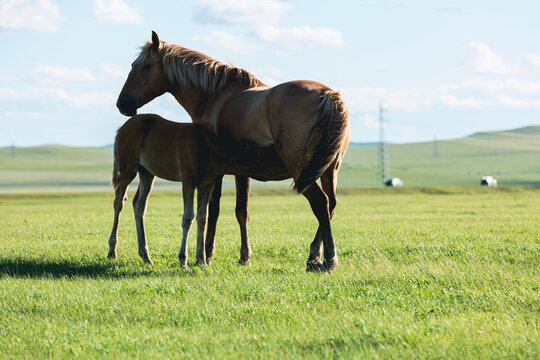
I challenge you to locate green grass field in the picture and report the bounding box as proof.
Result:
[0,188,538,358]
[1,125,540,193]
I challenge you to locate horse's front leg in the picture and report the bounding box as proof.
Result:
[195,181,215,266]
[108,181,130,259]
[235,176,252,265]
[205,175,223,264]
[179,183,195,267]
[133,167,155,264]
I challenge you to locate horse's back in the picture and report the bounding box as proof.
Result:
[215,86,273,148]
[213,80,349,183]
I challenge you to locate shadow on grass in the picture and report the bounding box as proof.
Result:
[0,258,158,279]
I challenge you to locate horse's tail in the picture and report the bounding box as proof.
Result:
[294,90,350,194]
[111,133,120,190]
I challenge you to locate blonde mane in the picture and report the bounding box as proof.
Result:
[138,42,264,94]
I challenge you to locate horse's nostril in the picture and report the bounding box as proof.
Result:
[117,97,128,108]
[116,95,137,116]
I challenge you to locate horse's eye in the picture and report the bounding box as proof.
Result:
[142,63,152,70]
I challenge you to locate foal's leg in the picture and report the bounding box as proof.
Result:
[235,176,252,265]
[132,166,155,264]
[179,183,195,267]
[303,182,338,273]
[107,180,131,259]
[195,181,215,266]
[205,175,223,264]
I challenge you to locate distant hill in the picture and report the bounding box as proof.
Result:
[1,125,539,192]
[460,125,540,152]
[338,125,540,187]
[471,125,540,137]
[349,142,381,147]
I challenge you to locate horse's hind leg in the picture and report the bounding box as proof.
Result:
[132,166,155,265]
[205,175,223,264]
[303,182,338,273]
[305,228,323,272]
[305,165,338,271]
[320,162,339,220]
[235,176,252,265]
[195,181,215,266]
[108,181,130,259]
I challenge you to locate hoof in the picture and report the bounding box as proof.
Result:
[107,251,117,259]
[195,258,207,266]
[306,260,323,272]
[179,257,188,267]
[238,258,251,266]
[140,253,153,265]
[321,256,338,273]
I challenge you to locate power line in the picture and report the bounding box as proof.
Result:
[378,103,389,186]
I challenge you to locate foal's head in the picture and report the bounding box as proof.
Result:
[117,31,168,116]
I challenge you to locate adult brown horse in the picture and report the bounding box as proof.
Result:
[116,31,350,272]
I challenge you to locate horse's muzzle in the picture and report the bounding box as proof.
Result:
[116,95,137,117]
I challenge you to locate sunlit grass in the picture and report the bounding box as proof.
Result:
[0,188,538,358]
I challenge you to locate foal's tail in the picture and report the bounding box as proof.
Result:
[294,90,350,194]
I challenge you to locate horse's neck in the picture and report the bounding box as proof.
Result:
[169,84,249,125]
[169,87,205,120]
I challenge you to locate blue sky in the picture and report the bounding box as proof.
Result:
[1,0,539,147]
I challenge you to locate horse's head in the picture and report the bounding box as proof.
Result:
[117,31,169,116]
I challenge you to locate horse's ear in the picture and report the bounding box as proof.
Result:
[151,31,160,51]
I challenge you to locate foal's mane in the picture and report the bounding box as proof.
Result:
[138,41,264,94]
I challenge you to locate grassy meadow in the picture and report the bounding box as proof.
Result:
[0,126,538,358]
[0,188,538,358]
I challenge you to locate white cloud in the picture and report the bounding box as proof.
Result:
[0,88,20,98]
[34,62,126,84]
[494,94,540,109]
[195,0,290,25]
[2,111,52,119]
[524,53,540,71]
[99,62,126,80]
[343,78,540,113]
[255,25,345,49]
[342,87,437,112]
[441,79,540,103]
[93,0,142,25]
[28,87,116,108]
[254,67,282,86]
[192,31,262,54]
[0,0,62,31]
[362,114,380,129]
[36,64,96,83]
[438,93,486,108]
[194,0,344,50]
[466,42,516,75]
